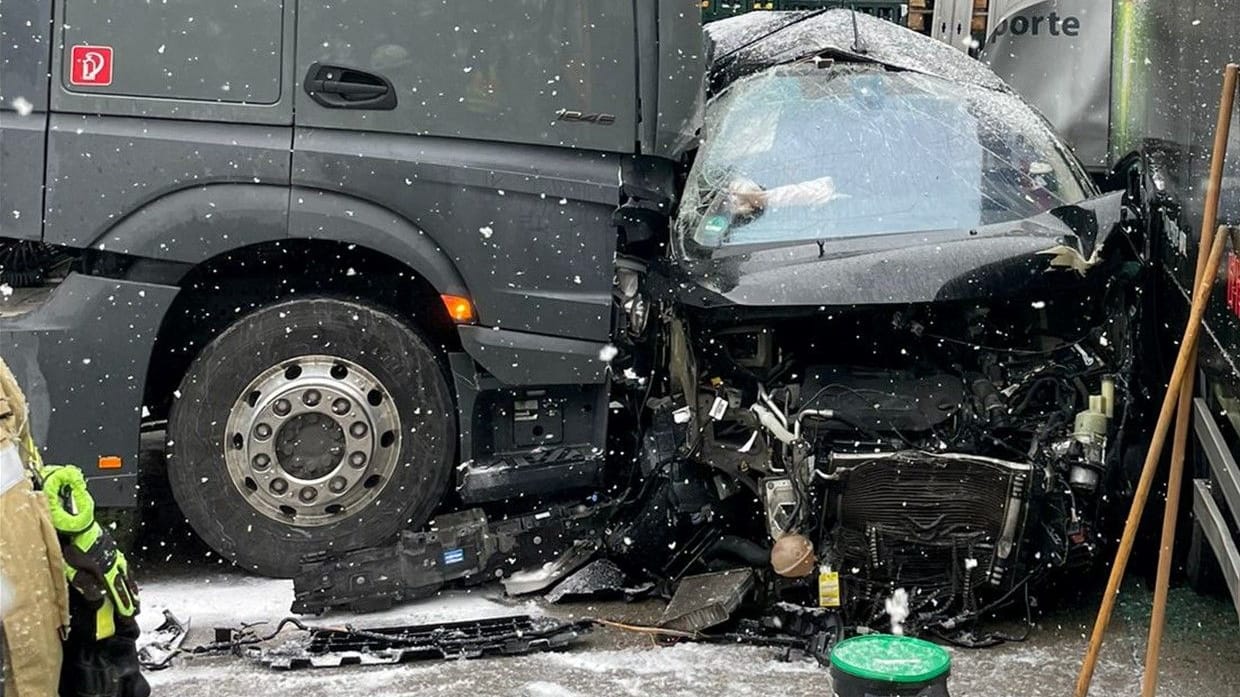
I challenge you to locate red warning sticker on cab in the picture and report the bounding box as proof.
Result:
[69,45,113,86]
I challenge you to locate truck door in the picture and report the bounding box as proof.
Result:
[44,0,294,252]
[291,0,640,342]
[21,0,293,508]
[0,0,53,241]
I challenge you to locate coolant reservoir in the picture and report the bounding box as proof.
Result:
[1070,393,1111,490]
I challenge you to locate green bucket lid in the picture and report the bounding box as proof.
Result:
[830,634,951,684]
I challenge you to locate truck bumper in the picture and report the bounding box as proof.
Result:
[0,273,178,507]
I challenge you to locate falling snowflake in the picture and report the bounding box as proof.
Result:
[885,588,910,636]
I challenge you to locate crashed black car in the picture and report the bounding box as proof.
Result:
[297,11,1150,640]
[635,10,1147,629]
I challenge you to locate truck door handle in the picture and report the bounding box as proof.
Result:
[304,63,397,110]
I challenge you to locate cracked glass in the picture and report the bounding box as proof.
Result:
[679,63,1094,252]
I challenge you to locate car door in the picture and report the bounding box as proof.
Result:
[0,0,53,241]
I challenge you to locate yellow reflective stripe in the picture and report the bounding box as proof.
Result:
[95,598,117,640]
[105,551,137,617]
[72,522,103,553]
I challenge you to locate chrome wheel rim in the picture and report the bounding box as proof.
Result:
[223,355,402,526]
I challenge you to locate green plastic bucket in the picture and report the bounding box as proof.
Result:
[829,634,951,697]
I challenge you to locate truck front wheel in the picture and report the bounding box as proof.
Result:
[167,298,456,577]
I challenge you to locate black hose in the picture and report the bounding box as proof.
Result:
[704,534,770,568]
[799,410,885,443]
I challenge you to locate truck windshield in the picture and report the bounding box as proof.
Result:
[679,65,1094,250]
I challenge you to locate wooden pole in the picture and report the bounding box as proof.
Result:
[1140,63,1237,697]
[1071,63,1235,689]
[1075,225,1233,697]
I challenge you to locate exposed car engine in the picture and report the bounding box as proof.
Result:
[623,272,1143,636]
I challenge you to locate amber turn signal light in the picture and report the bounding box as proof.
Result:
[98,455,123,470]
[441,294,476,323]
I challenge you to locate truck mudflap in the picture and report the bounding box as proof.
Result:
[0,272,178,507]
[1193,397,1240,621]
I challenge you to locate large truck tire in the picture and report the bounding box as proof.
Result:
[167,298,456,577]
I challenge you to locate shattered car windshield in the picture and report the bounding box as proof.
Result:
[679,64,1093,250]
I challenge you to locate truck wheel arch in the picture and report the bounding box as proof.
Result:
[88,183,470,301]
[286,187,469,300]
[88,183,289,264]
[130,186,471,426]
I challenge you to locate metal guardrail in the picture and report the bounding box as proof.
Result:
[1195,397,1240,526]
[1192,481,1240,621]
[1192,397,1240,622]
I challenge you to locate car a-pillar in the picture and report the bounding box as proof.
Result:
[149,239,464,577]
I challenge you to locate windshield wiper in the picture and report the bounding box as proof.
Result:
[850,9,868,55]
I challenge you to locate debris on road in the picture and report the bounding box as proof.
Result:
[137,610,190,671]
[254,615,593,671]
[658,569,756,633]
[544,559,651,604]
[139,611,593,673]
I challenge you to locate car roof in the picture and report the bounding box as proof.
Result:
[705,9,1009,95]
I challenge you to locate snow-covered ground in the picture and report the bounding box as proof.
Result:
[134,565,1240,697]
[137,572,537,632]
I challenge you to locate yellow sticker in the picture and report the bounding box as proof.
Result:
[818,569,841,608]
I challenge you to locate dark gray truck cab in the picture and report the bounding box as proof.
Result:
[1,0,704,575]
